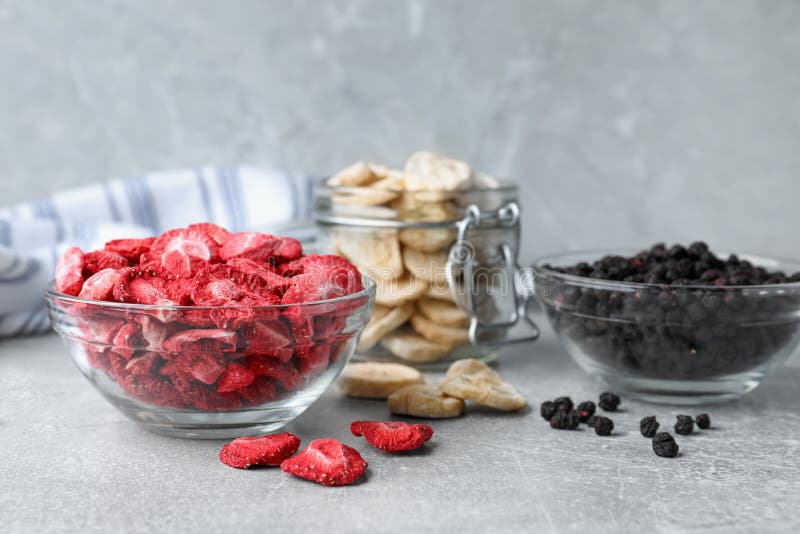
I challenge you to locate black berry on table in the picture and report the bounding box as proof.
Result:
[695,413,711,429]
[652,432,679,458]
[539,401,557,421]
[576,401,596,422]
[585,415,597,427]
[674,415,695,435]
[640,416,660,438]
[553,396,574,412]
[593,416,614,436]
[598,392,621,411]
[550,410,580,430]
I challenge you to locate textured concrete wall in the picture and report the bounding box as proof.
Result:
[1,0,799,262]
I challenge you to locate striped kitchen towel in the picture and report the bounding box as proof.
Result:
[0,165,312,337]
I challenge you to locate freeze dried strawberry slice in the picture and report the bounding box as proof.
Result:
[162,329,238,354]
[192,264,274,304]
[105,237,156,262]
[135,315,169,350]
[240,320,292,353]
[188,222,231,246]
[350,421,434,453]
[220,232,302,264]
[219,433,301,469]
[217,362,256,393]
[79,268,124,301]
[226,258,293,294]
[296,344,331,376]
[55,247,85,296]
[279,254,359,278]
[111,322,143,360]
[173,350,227,384]
[82,250,129,275]
[113,267,176,305]
[282,266,363,305]
[238,377,278,405]
[246,356,301,390]
[152,227,220,276]
[280,438,367,487]
[124,351,161,376]
[80,317,125,346]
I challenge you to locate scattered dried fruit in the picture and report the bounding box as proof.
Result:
[553,396,573,412]
[280,438,367,487]
[388,384,464,419]
[337,362,424,399]
[219,433,301,469]
[350,421,433,452]
[540,401,557,421]
[576,401,596,422]
[598,392,621,412]
[593,416,614,436]
[652,432,679,458]
[550,409,580,430]
[674,415,695,435]
[640,416,660,438]
[439,359,526,411]
[695,413,711,430]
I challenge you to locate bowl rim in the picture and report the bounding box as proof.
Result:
[44,275,376,311]
[533,248,800,291]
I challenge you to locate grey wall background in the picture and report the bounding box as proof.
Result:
[1,0,799,263]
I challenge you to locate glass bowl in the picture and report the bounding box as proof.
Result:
[534,250,800,404]
[45,278,375,438]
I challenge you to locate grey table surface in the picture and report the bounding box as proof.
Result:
[2,326,799,534]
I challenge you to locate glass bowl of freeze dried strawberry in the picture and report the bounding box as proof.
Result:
[534,243,800,405]
[45,223,375,438]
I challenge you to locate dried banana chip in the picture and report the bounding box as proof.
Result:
[373,274,428,307]
[357,302,415,352]
[404,151,473,191]
[417,297,470,328]
[439,358,526,411]
[410,313,469,346]
[388,384,465,419]
[337,362,424,399]
[381,330,453,362]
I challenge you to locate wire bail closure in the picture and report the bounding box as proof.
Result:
[446,202,540,346]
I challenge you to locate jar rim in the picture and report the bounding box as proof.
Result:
[312,177,519,229]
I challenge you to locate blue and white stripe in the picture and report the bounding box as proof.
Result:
[0,166,311,338]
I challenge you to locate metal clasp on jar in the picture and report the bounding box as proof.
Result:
[446,202,540,346]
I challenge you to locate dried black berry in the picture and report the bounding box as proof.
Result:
[593,416,614,436]
[550,409,580,430]
[585,415,597,427]
[652,432,679,458]
[553,396,573,412]
[540,401,557,421]
[598,392,621,411]
[674,415,694,435]
[695,413,711,429]
[576,401,596,422]
[640,416,660,438]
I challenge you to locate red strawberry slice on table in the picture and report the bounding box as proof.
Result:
[280,438,367,486]
[219,433,301,469]
[350,421,434,452]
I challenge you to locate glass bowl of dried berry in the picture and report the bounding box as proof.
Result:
[534,242,800,404]
[45,224,375,438]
